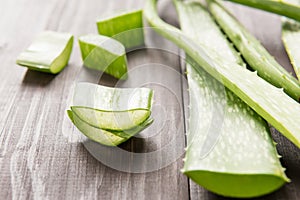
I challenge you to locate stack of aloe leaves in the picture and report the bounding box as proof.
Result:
[145,0,300,198]
[67,82,153,146]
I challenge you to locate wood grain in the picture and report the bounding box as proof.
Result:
[0,0,189,199]
[0,0,299,199]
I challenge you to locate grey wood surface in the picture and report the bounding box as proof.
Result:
[0,0,299,199]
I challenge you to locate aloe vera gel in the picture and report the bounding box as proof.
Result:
[79,34,128,79]
[17,31,73,74]
[67,82,153,146]
[97,10,144,49]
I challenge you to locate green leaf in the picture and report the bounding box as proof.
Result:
[282,0,300,80]
[175,1,288,197]
[144,0,300,148]
[97,10,144,49]
[78,34,128,80]
[16,31,73,74]
[223,0,300,22]
[207,0,300,101]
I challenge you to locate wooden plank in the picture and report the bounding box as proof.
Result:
[1,0,300,199]
[0,0,189,199]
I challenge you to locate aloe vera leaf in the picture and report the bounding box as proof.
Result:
[224,0,300,22]
[282,0,300,80]
[16,31,73,74]
[175,1,244,67]
[97,10,144,49]
[144,0,300,148]
[282,19,300,80]
[71,106,151,131]
[207,0,300,101]
[78,34,128,80]
[175,0,288,197]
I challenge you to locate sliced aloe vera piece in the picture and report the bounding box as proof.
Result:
[73,82,153,111]
[144,0,300,148]
[282,0,300,80]
[97,10,144,49]
[16,31,73,74]
[207,0,300,101]
[67,110,153,146]
[71,106,151,131]
[175,0,288,197]
[70,82,153,141]
[79,34,128,80]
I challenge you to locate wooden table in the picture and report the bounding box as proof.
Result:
[0,0,299,199]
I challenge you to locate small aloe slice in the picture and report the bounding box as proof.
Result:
[282,0,300,80]
[97,10,144,49]
[175,0,288,197]
[207,0,300,101]
[16,31,73,74]
[79,34,128,80]
[73,82,153,111]
[144,0,300,148]
[67,110,153,146]
[68,82,153,145]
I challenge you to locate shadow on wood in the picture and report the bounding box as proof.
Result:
[22,69,56,87]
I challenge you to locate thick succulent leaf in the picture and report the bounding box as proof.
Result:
[79,34,128,80]
[97,10,144,49]
[224,0,300,22]
[144,0,300,149]
[207,0,300,101]
[16,31,73,74]
[282,0,300,80]
[175,1,288,197]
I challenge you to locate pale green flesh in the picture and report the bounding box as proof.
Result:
[282,0,300,80]
[144,0,300,148]
[16,31,73,74]
[73,82,153,112]
[224,0,300,22]
[71,106,151,131]
[68,110,126,146]
[78,34,128,80]
[176,1,287,197]
[69,82,154,143]
[68,110,153,145]
[97,10,144,49]
[207,0,300,101]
